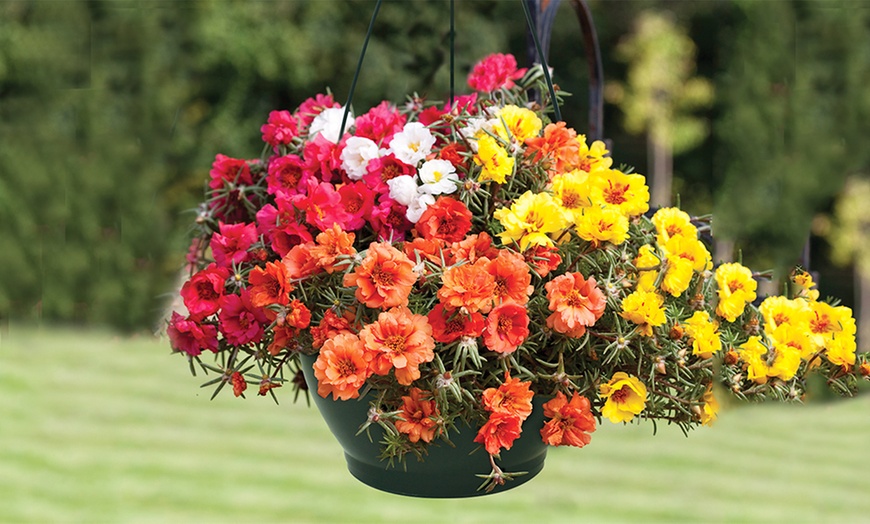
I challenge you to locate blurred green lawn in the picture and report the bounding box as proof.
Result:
[1,325,869,523]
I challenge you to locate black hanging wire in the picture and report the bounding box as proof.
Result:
[339,0,383,140]
[449,0,455,108]
[521,0,562,122]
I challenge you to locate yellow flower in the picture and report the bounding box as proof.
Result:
[588,169,650,217]
[634,244,661,292]
[699,386,719,426]
[807,300,856,352]
[620,289,666,337]
[550,170,592,224]
[493,191,569,251]
[791,268,820,301]
[651,207,697,246]
[575,135,613,173]
[660,235,712,297]
[758,295,811,332]
[574,205,629,247]
[493,104,542,144]
[768,322,814,362]
[825,332,857,367]
[739,336,801,383]
[714,263,757,322]
[474,134,514,184]
[683,311,722,359]
[599,372,647,423]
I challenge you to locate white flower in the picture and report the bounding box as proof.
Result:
[458,117,493,152]
[386,175,419,207]
[405,193,436,223]
[418,159,459,195]
[340,136,380,180]
[309,106,353,144]
[388,122,435,166]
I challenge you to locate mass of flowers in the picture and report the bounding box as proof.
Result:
[168,52,869,490]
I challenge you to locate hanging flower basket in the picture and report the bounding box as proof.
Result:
[166,49,870,498]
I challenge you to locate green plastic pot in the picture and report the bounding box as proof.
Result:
[299,353,549,498]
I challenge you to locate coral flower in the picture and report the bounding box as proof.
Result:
[310,224,356,274]
[525,122,580,177]
[167,312,219,356]
[487,250,533,306]
[474,134,515,184]
[395,387,440,443]
[523,244,563,277]
[620,289,667,337]
[343,242,417,309]
[714,263,757,322]
[599,372,648,423]
[493,191,570,251]
[282,242,321,280]
[248,260,293,308]
[545,272,607,338]
[474,412,523,455]
[415,197,473,243]
[451,232,500,264]
[310,309,357,350]
[359,306,435,386]
[481,372,534,420]
[437,257,496,314]
[540,392,596,447]
[313,332,370,401]
[267,324,298,356]
[427,304,485,344]
[483,302,530,354]
[181,264,230,321]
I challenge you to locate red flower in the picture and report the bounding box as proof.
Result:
[231,371,248,397]
[467,53,527,93]
[180,264,230,320]
[255,193,314,257]
[427,304,485,344]
[438,142,469,171]
[337,181,375,232]
[474,412,522,455]
[167,312,218,356]
[210,221,258,268]
[248,260,293,308]
[209,154,253,190]
[267,324,298,356]
[483,302,529,354]
[261,110,299,147]
[369,197,413,242]
[540,392,596,447]
[218,289,269,346]
[415,197,473,243]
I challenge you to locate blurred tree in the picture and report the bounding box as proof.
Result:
[604,10,714,208]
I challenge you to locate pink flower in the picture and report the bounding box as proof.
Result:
[209,154,253,190]
[362,153,415,194]
[209,221,257,268]
[180,264,230,320]
[266,154,309,196]
[299,179,352,232]
[167,312,218,356]
[260,110,299,146]
[353,101,407,143]
[338,181,376,231]
[255,193,314,257]
[218,289,269,346]
[369,196,412,242]
[302,133,343,183]
[295,93,339,132]
[467,53,527,93]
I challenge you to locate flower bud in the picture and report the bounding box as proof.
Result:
[724,349,739,366]
[858,362,870,377]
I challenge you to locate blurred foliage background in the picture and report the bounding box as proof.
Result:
[1,0,869,333]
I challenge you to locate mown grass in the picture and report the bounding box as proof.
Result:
[1,325,869,523]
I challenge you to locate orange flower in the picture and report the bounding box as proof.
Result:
[343,242,417,309]
[310,309,357,349]
[267,324,298,356]
[545,272,607,337]
[403,237,449,269]
[483,303,529,354]
[437,257,496,314]
[523,244,562,277]
[487,250,533,306]
[310,224,356,273]
[248,260,292,307]
[524,122,580,177]
[427,303,485,343]
[283,299,312,329]
[415,197,473,243]
[231,371,247,397]
[474,412,522,455]
[359,306,435,385]
[450,232,500,264]
[481,372,534,420]
[395,387,440,443]
[283,242,320,279]
[312,332,370,400]
[540,392,596,447]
